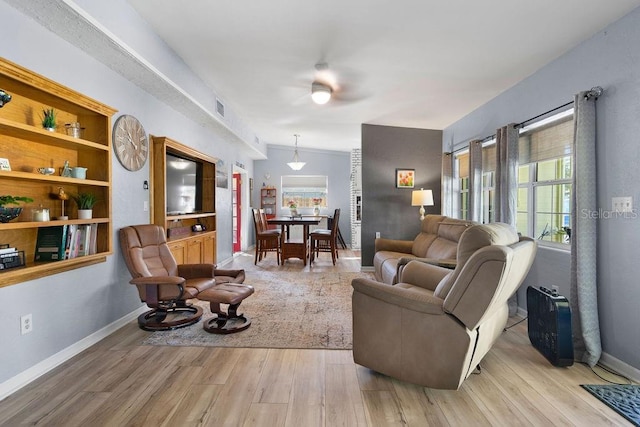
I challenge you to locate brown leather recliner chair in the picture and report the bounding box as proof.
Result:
[120,224,246,331]
[352,222,537,390]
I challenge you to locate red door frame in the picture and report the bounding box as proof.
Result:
[233,173,242,253]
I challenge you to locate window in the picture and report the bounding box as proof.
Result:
[482,143,496,224]
[455,152,469,219]
[281,175,328,208]
[450,109,573,247]
[517,110,574,246]
[453,143,495,223]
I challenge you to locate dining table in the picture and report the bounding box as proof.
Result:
[267,216,321,265]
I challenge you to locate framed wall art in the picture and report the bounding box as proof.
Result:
[396,168,415,188]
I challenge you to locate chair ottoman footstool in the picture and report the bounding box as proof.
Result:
[198,283,254,334]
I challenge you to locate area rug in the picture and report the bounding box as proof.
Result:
[581,384,640,426]
[142,271,373,350]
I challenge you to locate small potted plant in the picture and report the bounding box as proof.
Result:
[0,195,33,223]
[288,199,298,217]
[41,108,56,131]
[70,192,98,219]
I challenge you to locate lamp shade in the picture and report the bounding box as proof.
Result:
[411,189,434,206]
[311,81,332,104]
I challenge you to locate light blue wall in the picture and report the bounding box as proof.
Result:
[0,1,254,384]
[253,145,352,245]
[444,7,640,370]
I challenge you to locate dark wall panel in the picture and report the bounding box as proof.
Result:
[361,124,443,266]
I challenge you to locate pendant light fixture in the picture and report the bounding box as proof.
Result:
[287,134,306,170]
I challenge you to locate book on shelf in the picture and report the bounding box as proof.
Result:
[34,225,68,262]
[0,246,17,256]
[64,224,97,259]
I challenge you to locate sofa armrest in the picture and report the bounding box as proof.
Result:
[352,277,445,315]
[374,238,414,254]
[398,261,452,292]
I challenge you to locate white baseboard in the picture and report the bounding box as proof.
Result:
[360,266,374,273]
[599,352,640,383]
[0,306,147,402]
[516,306,528,318]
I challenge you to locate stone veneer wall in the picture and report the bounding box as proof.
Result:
[350,148,362,249]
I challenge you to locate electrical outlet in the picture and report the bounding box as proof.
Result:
[375,232,381,239]
[143,201,149,212]
[612,196,633,213]
[21,314,32,335]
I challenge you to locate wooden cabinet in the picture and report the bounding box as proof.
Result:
[0,57,116,288]
[202,232,216,264]
[167,240,186,264]
[150,136,217,265]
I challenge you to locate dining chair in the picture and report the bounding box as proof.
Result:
[309,208,340,264]
[252,208,281,264]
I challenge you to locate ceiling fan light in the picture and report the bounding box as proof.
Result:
[311,81,332,104]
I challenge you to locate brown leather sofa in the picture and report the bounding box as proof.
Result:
[353,222,537,389]
[373,215,475,284]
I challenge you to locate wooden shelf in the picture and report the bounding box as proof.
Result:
[0,118,109,151]
[0,170,109,186]
[0,254,109,288]
[0,217,109,230]
[0,57,116,287]
[166,212,216,222]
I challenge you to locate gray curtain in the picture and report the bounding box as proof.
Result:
[441,152,454,217]
[495,124,519,225]
[468,139,483,222]
[495,123,519,316]
[570,89,602,367]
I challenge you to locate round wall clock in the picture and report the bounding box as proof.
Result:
[112,114,148,171]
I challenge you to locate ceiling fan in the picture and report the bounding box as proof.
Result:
[289,62,368,106]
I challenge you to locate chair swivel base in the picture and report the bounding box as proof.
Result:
[137,305,203,331]
[203,304,251,334]
[198,283,255,334]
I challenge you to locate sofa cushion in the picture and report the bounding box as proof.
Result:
[411,215,445,257]
[373,215,475,284]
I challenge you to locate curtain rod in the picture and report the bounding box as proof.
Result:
[515,100,574,128]
[449,86,603,154]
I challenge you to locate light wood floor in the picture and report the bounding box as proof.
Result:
[0,249,631,426]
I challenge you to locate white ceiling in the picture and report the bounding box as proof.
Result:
[128,0,639,152]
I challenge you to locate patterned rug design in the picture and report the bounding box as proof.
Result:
[142,271,372,349]
[581,384,640,426]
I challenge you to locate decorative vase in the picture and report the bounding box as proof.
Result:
[44,127,55,132]
[0,207,22,223]
[77,209,92,220]
[313,206,320,216]
[290,208,298,217]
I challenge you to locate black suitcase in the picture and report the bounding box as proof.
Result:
[526,286,574,367]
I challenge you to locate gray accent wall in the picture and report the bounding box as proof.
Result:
[443,7,640,372]
[361,124,443,266]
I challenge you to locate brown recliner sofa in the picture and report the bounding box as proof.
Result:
[352,222,537,390]
[373,215,475,284]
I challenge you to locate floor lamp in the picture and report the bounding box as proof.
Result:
[411,188,434,221]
